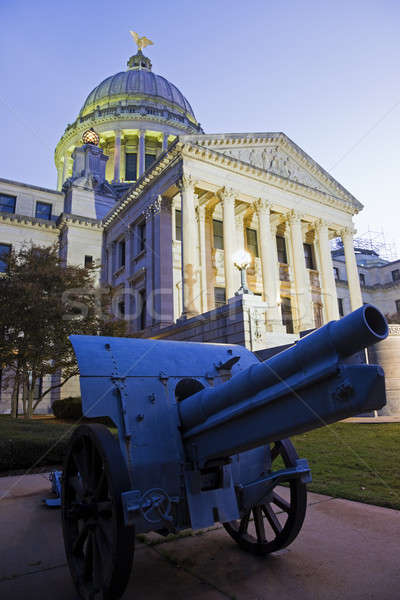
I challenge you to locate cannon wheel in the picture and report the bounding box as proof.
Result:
[223,438,307,556]
[62,424,134,600]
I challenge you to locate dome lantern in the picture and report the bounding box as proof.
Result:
[127,49,152,71]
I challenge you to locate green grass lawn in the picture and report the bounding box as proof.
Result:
[1,416,399,510]
[291,422,400,510]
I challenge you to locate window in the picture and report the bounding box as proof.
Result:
[391,269,400,282]
[338,298,344,317]
[145,153,156,171]
[246,228,259,257]
[118,300,125,317]
[0,243,11,273]
[118,239,126,268]
[35,201,52,220]
[281,297,293,333]
[125,152,137,181]
[359,273,366,286]
[0,193,16,214]
[139,289,146,329]
[213,219,224,249]
[175,210,182,241]
[334,267,340,279]
[303,243,314,269]
[276,236,287,264]
[395,299,400,313]
[84,255,93,268]
[138,221,146,252]
[214,287,226,308]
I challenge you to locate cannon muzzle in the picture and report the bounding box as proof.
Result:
[180,305,388,465]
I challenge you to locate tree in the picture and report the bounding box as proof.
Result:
[0,243,126,418]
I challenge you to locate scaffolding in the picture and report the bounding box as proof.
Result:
[331,229,398,262]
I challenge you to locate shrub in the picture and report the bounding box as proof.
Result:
[52,396,82,420]
[0,416,73,472]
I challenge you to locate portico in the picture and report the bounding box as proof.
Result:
[103,132,363,340]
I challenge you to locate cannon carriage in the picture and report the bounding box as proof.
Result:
[62,304,388,599]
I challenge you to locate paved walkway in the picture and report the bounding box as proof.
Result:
[0,473,399,599]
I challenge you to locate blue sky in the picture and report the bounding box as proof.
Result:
[1,0,399,256]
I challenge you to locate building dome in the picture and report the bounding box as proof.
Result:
[81,69,197,123]
[55,48,202,190]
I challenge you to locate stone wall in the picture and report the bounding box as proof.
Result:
[368,324,400,416]
[148,294,296,351]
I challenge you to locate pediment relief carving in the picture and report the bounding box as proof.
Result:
[219,145,331,195]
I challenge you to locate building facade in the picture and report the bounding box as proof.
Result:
[333,246,400,318]
[0,43,396,413]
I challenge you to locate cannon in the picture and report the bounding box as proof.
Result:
[62,304,388,599]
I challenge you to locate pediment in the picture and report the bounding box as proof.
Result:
[219,145,332,194]
[182,133,362,211]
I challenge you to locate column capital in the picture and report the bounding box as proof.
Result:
[286,209,304,224]
[217,186,236,203]
[253,197,271,214]
[144,195,163,220]
[340,225,357,238]
[180,173,196,191]
[314,217,329,230]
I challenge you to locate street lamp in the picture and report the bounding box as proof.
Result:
[233,249,253,295]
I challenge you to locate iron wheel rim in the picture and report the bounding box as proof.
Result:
[223,438,307,555]
[62,424,134,600]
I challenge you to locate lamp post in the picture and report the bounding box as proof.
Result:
[233,249,253,296]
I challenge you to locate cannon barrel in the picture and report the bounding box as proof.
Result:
[180,304,388,464]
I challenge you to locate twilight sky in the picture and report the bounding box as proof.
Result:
[1,0,399,257]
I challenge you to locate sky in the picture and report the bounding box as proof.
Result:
[1,0,399,257]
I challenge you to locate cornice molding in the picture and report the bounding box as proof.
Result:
[103,142,182,227]
[0,213,58,231]
[55,113,195,161]
[57,214,104,231]
[180,134,361,213]
[179,142,359,216]
[103,136,361,231]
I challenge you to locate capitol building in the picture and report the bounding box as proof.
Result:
[1,38,399,412]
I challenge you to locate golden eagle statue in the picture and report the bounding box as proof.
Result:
[129,31,154,51]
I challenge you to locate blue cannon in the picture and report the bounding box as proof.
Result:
[62,304,388,599]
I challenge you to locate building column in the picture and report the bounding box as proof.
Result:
[315,219,340,321]
[162,132,169,152]
[254,198,284,331]
[120,137,126,181]
[287,210,314,331]
[138,130,145,177]
[180,174,200,317]
[270,218,282,307]
[219,187,236,299]
[197,204,208,313]
[62,153,69,184]
[109,242,116,282]
[113,131,121,182]
[341,227,363,310]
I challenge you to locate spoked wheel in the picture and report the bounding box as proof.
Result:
[223,438,307,556]
[62,424,135,600]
